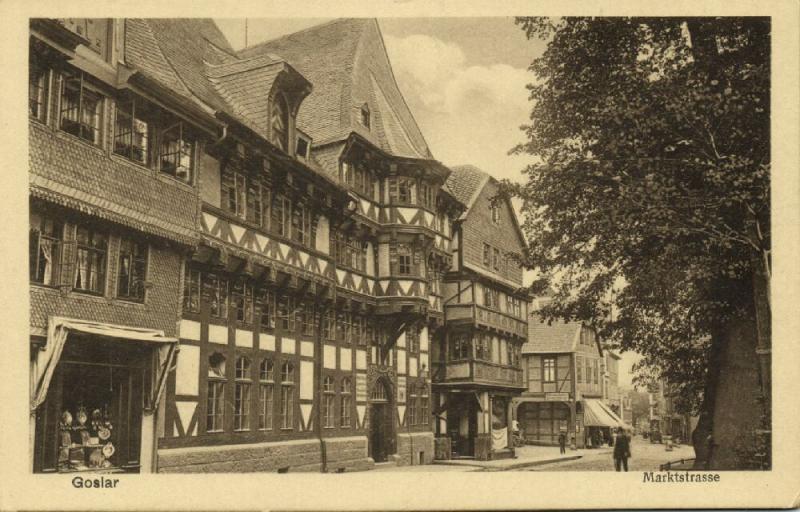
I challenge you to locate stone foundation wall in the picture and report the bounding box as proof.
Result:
[395,432,434,466]
[157,436,372,473]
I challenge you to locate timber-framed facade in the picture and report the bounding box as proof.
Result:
[28,18,528,473]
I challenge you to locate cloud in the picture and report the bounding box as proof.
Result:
[384,34,532,183]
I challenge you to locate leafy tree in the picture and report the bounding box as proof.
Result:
[507,17,770,467]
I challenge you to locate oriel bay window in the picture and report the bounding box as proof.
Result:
[74,226,108,294]
[396,244,414,276]
[448,332,471,361]
[388,176,415,205]
[474,333,491,361]
[117,238,147,302]
[258,359,274,430]
[333,231,367,272]
[234,356,251,431]
[280,362,295,429]
[29,211,63,286]
[323,376,335,428]
[206,353,226,433]
[60,70,103,144]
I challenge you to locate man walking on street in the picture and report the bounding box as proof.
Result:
[613,427,631,471]
[558,431,566,454]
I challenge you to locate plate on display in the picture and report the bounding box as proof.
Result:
[102,442,115,458]
[98,427,111,440]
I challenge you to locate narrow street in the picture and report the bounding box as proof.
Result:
[523,436,695,472]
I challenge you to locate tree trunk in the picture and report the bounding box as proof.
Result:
[692,329,723,469]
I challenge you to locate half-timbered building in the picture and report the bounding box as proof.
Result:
[515,317,626,448]
[433,165,529,461]
[29,17,487,473]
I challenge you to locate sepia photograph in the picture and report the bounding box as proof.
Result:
[4,1,799,509]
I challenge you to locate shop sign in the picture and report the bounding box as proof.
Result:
[546,392,570,401]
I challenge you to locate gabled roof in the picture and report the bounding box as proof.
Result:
[522,316,604,357]
[522,317,582,354]
[447,164,528,249]
[446,165,490,211]
[237,18,432,160]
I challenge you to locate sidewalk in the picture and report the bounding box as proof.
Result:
[430,445,613,471]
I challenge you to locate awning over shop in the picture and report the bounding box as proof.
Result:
[31,317,178,413]
[582,399,630,429]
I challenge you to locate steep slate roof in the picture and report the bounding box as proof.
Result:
[522,315,605,357]
[522,317,582,354]
[447,163,528,249]
[446,164,490,211]
[237,19,433,161]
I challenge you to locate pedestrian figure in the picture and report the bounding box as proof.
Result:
[613,427,631,471]
[558,431,566,454]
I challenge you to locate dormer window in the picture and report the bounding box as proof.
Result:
[360,103,370,130]
[271,92,290,152]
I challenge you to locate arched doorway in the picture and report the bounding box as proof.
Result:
[369,377,394,462]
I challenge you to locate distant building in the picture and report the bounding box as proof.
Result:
[648,380,696,443]
[514,316,626,448]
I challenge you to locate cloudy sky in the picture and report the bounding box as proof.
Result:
[214,18,639,387]
[215,17,544,184]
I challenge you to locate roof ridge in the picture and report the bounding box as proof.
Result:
[143,19,201,105]
[238,18,364,56]
[372,19,432,158]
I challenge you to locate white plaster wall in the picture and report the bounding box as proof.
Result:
[300,360,314,400]
[366,242,375,276]
[315,215,330,255]
[175,344,200,396]
[378,243,390,277]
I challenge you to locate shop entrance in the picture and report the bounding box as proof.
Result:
[446,393,478,457]
[33,336,151,473]
[369,377,394,463]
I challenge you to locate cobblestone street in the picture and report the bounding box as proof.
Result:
[523,436,695,471]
